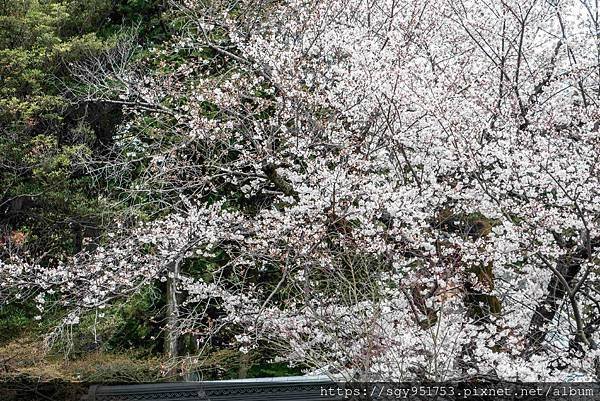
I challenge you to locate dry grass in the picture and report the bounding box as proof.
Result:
[0,337,163,383]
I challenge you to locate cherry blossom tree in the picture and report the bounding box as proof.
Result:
[2,0,600,381]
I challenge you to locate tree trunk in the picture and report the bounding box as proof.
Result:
[525,257,581,356]
[165,261,180,361]
[238,352,251,379]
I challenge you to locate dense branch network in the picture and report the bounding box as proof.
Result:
[2,0,600,381]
